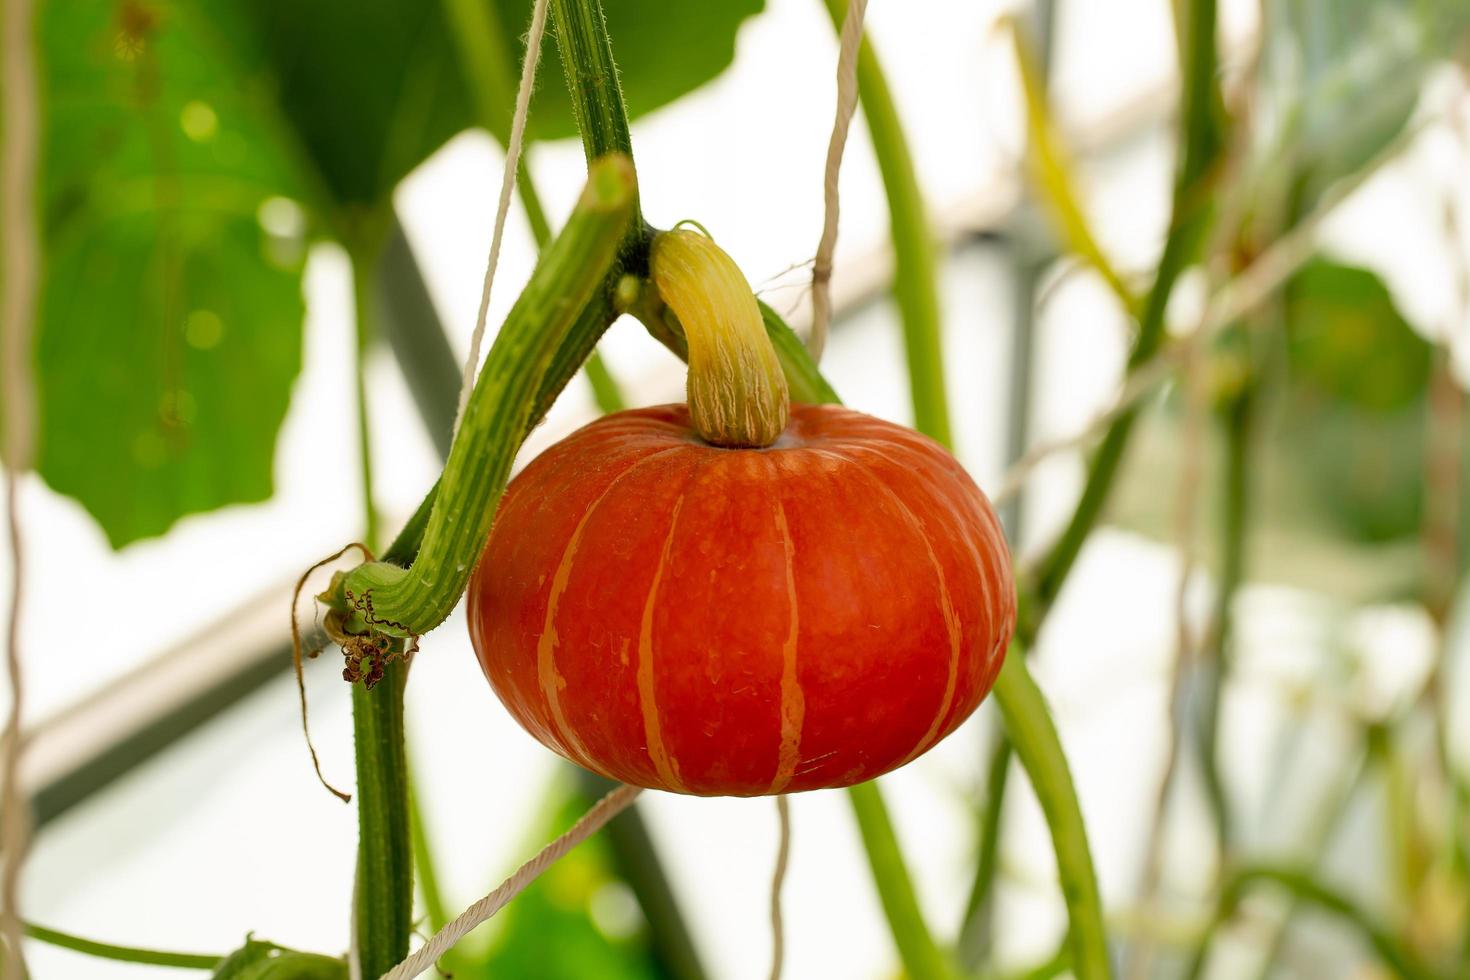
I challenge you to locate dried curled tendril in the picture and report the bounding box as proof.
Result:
[289,543,422,803]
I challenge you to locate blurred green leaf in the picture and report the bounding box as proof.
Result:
[1247,0,1470,224]
[1278,260,1430,543]
[203,0,473,224]
[211,937,345,979]
[505,0,764,143]
[36,0,306,547]
[1109,258,1438,601]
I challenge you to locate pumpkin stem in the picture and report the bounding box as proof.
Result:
[649,229,790,448]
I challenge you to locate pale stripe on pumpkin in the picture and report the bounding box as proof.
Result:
[637,495,689,793]
[767,500,807,794]
[536,447,681,772]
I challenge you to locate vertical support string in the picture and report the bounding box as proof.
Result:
[0,0,40,968]
[808,0,868,363]
[453,0,552,436]
[768,794,793,980]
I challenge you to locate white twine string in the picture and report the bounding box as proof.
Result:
[379,784,642,980]
[452,0,552,437]
[768,795,792,980]
[808,0,869,364]
[1,0,39,966]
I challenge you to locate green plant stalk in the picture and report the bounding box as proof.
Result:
[760,301,841,404]
[330,157,636,636]
[551,0,636,185]
[352,257,382,553]
[1184,866,1433,980]
[1196,382,1251,856]
[847,781,957,980]
[993,655,1111,980]
[351,656,411,978]
[347,255,411,979]
[957,733,1012,966]
[438,0,622,413]
[819,0,951,447]
[788,356,1104,980]
[1023,0,1224,632]
[24,924,222,970]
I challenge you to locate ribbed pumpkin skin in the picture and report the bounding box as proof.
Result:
[468,403,1015,796]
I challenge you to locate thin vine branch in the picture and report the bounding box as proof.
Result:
[24,923,223,971]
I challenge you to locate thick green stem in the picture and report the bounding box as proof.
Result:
[819,0,951,446]
[1184,866,1432,980]
[439,0,622,411]
[993,655,1111,980]
[847,781,957,980]
[24,924,222,970]
[550,0,635,166]
[332,158,635,636]
[348,255,410,978]
[351,657,411,979]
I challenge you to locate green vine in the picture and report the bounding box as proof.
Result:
[24,923,222,971]
[325,157,636,638]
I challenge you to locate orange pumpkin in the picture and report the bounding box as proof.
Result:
[467,402,1014,796]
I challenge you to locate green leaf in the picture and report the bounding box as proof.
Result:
[1108,258,1438,602]
[1278,259,1431,543]
[201,0,474,224]
[35,0,307,548]
[501,0,764,142]
[212,938,346,980]
[1249,0,1469,219]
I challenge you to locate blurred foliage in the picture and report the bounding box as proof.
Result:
[36,0,308,548]
[1278,259,1431,543]
[28,0,761,547]
[1110,257,1439,602]
[1239,0,1470,238]
[444,780,661,980]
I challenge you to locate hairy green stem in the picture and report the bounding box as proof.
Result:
[347,255,410,978]
[331,157,635,636]
[351,657,411,978]
[1184,866,1432,980]
[819,0,951,446]
[440,0,622,412]
[994,655,1111,980]
[847,781,957,980]
[551,0,634,165]
[24,924,222,970]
